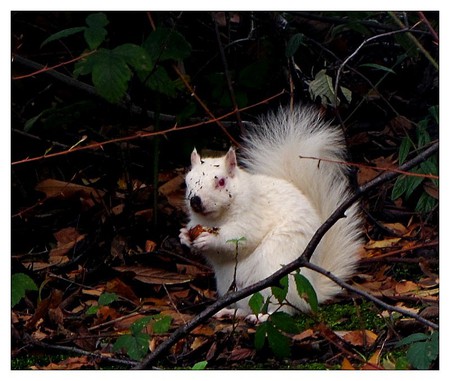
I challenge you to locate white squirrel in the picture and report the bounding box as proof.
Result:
[179,106,362,319]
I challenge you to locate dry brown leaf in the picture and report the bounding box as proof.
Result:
[338,330,378,347]
[31,356,94,370]
[191,336,208,350]
[35,178,104,202]
[292,328,316,341]
[227,347,255,361]
[365,237,401,250]
[113,265,193,285]
[145,240,157,252]
[158,174,186,210]
[341,357,355,370]
[106,278,139,304]
[395,280,419,294]
[50,227,86,258]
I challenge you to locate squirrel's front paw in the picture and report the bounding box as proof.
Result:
[192,231,215,251]
[179,228,192,248]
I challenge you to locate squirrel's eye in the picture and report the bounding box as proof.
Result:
[218,178,226,187]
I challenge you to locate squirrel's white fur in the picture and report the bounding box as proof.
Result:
[179,106,362,319]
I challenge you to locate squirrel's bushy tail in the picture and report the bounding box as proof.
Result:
[241,106,362,303]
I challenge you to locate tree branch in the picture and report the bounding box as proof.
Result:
[134,140,438,369]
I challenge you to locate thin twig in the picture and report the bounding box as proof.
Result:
[26,335,141,368]
[12,89,285,166]
[212,13,244,132]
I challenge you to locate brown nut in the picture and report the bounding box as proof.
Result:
[188,224,205,240]
[188,224,220,240]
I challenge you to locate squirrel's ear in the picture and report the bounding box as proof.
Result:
[224,147,237,177]
[191,148,202,167]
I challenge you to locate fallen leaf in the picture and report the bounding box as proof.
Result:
[113,266,193,285]
[50,227,86,258]
[292,328,316,341]
[338,330,378,346]
[191,336,208,350]
[395,280,419,294]
[31,356,94,370]
[35,178,104,202]
[341,357,355,370]
[145,240,157,252]
[106,278,139,304]
[365,237,402,249]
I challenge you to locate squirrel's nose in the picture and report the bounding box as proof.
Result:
[190,195,204,213]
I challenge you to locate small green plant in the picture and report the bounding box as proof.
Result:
[12,273,38,307]
[396,331,438,369]
[86,291,119,315]
[113,314,172,361]
[249,272,318,358]
[391,106,438,213]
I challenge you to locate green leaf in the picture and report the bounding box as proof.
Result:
[428,105,439,124]
[286,33,306,57]
[141,66,178,98]
[152,315,172,334]
[191,360,208,370]
[391,175,407,200]
[417,120,431,148]
[416,193,436,213]
[406,341,434,369]
[84,26,108,50]
[398,137,412,165]
[113,43,153,72]
[294,273,318,312]
[86,305,99,315]
[271,275,289,304]
[130,316,154,335]
[143,27,191,61]
[396,332,430,347]
[41,26,86,48]
[91,49,132,103]
[248,292,264,315]
[397,332,438,369]
[308,69,350,107]
[270,311,299,334]
[24,110,48,131]
[98,292,119,306]
[359,63,396,74]
[266,322,291,358]
[86,12,109,28]
[12,273,38,307]
[254,322,268,350]
[113,333,150,361]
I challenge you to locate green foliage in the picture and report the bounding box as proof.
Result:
[191,360,208,370]
[294,272,318,312]
[248,292,265,315]
[41,13,191,103]
[254,312,299,358]
[391,106,438,213]
[11,273,38,307]
[308,69,352,107]
[113,314,172,360]
[86,292,119,315]
[271,275,289,304]
[396,331,438,369]
[41,12,108,49]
